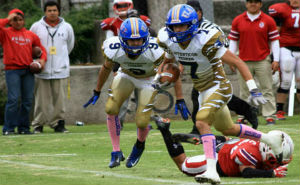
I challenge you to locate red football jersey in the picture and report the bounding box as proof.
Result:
[100,15,151,36]
[269,3,300,47]
[218,139,264,177]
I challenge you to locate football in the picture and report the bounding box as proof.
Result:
[32,46,42,59]
[29,61,42,74]
[159,63,180,83]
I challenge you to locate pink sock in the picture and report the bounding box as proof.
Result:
[107,115,121,151]
[201,134,216,159]
[137,126,150,142]
[238,124,262,141]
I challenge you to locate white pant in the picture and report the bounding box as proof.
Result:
[279,47,300,90]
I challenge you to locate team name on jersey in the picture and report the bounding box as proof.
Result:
[173,52,198,61]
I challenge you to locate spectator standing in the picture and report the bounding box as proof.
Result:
[228,0,280,125]
[30,1,75,133]
[269,0,300,120]
[0,9,47,135]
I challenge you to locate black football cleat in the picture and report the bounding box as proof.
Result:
[151,115,170,130]
[172,133,201,145]
[244,106,259,129]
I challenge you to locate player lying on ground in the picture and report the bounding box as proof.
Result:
[152,115,294,178]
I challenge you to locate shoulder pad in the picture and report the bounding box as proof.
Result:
[102,36,121,61]
[147,37,165,63]
[157,27,169,50]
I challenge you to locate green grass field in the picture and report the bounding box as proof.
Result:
[0,116,299,185]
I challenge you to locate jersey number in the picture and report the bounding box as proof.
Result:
[149,43,158,49]
[109,43,121,49]
[179,61,199,79]
[291,13,299,28]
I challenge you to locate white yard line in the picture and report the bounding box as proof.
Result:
[0,153,77,158]
[0,159,299,185]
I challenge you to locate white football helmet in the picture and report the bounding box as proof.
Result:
[259,130,294,169]
[113,0,133,16]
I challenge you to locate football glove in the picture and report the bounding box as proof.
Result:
[273,165,288,178]
[151,73,174,90]
[249,88,267,106]
[175,99,191,120]
[83,90,100,108]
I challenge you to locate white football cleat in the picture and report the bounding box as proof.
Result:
[194,170,221,185]
[265,130,284,162]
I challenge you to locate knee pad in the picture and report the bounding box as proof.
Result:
[277,87,289,94]
[105,98,120,115]
[135,111,151,128]
[280,80,292,90]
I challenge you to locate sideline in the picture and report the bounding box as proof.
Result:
[0,159,299,185]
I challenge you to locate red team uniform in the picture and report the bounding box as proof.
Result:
[182,139,266,177]
[101,15,151,36]
[269,3,300,48]
[268,2,300,117]
[217,139,263,176]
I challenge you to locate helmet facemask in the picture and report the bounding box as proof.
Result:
[165,4,199,43]
[113,1,133,16]
[166,22,199,43]
[259,131,294,169]
[119,18,150,56]
[120,37,149,55]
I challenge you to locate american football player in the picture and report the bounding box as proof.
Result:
[186,0,259,132]
[155,4,284,184]
[153,115,293,179]
[84,18,165,168]
[269,0,300,120]
[100,0,151,38]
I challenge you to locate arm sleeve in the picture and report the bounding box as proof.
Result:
[202,31,227,61]
[229,40,238,54]
[268,5,282,27]
[140,15,151,27]
[268,19,280,41]
[241,167,274,178]
[0,18,9,41]
[228,18,239,41]
[100,18,113,31]
[32,33,47,61]
[67,24,75,54]
[270,40,280,61]
[0,18,9,27]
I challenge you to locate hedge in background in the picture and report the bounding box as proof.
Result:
[65,0,109,64]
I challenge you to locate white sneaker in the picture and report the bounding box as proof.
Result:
[194,170,221,185]
[265,130,284,162]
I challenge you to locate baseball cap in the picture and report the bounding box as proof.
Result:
[186,0,203,12]
[8,9,24,17]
